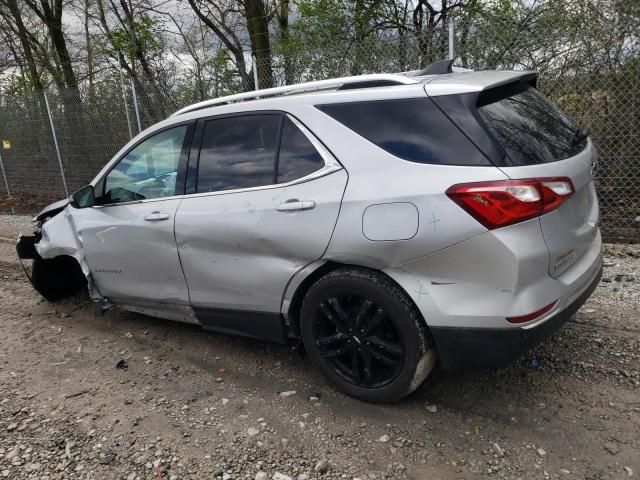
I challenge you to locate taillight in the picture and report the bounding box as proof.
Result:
[446,177,574,229]
[540,179,574,213]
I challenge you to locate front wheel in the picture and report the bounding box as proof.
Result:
[300,267,436,403]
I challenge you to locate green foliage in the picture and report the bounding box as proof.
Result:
[104,14,163,62]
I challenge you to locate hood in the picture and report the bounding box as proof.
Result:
[34,198,70,222]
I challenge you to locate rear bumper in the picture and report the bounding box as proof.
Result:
[430,264,602,370]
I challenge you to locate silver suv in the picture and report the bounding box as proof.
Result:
[17,62,602,402]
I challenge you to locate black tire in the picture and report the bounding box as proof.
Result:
[300,267,435,403]
[32,254,87,302]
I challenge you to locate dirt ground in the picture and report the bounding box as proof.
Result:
[0,194,62,216]
[0,214,638,480]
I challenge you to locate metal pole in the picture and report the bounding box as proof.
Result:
[252,53,260,91]
[43,90,69,197]
[129,78,142,134]
[448,18,455,60]
[0,150,10,197]
[120,69,134,140]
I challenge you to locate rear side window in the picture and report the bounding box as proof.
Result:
[197,115,280,192]
[477,84,587,165]
[317,98,490,166]
[277,117,324,183]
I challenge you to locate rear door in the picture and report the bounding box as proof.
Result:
[476,84,599,277]
[175,113,347,337]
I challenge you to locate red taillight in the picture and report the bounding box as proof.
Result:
[446,177,574,229]
[506,300,557,324]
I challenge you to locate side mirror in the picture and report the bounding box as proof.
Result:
[70,185,95,209]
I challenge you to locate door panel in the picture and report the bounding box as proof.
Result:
[175,170,348,313]
[75,199,189,304]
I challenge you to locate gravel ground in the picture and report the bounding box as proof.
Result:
[0,214,638,480]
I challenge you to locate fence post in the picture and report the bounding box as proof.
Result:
[252,54,260,91]
[120,69,134,140]
[129,78,143,134]
[0,149,10,197]
[43,90,69,197]
[448,18,455,59]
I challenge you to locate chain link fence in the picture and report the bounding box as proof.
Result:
[0,3,638,240]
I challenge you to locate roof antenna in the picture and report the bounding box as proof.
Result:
[417,58,455,76]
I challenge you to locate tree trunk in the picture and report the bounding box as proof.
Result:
[277,0,293,85]
[36,0,78,89]
[244,0,273,89]
[84,0,95,104]
[5,0,44,91]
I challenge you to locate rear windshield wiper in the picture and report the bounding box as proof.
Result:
[571,127,589,146]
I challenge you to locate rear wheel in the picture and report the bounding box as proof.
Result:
[300,267,435,403]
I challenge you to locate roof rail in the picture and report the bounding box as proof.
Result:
[171,74,419,117]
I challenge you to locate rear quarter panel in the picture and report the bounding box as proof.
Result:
[289,103,510,269]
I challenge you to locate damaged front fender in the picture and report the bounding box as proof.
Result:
[17,206,101,302]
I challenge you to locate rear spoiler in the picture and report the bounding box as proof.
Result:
[424,70,538,95]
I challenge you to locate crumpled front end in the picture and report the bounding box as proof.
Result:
[16,205,100,302]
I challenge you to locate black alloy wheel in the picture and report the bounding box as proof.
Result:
[300,267,434,403]
[312,295,405,388]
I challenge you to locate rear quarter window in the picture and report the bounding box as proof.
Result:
[477,84,587,165]
[317,98,491,166]
[277,117,324,183]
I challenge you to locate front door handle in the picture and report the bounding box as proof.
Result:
[144,211,170,221]
[276,200,316,212]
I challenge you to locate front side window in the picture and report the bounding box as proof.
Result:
[103,125,187,204]
[277,117,324,183]
[197,115,280,192]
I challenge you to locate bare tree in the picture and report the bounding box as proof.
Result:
[23,0,79,89]
[187,0,255,90]
[0,0,45,91]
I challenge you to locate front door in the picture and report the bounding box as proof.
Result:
[75,124,192,307]
[175,114,347,331]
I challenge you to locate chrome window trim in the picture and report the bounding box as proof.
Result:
[91,159,342,207]
[91,195,184,209]
[180,164,343,201]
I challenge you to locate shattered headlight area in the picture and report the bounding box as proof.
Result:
[16,222,40,281]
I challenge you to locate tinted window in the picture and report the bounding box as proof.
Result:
[477,84,586,165]
[197,115,280,192]
[317,98,490,166]
[277,118,324,183]
[103,125,187,204]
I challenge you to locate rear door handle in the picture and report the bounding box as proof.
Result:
[276,200,316,212]
[144,211,170,221]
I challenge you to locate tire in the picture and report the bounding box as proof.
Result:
[300,267,436,403]
[32,254,87,302]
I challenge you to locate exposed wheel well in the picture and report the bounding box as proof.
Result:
[286,261,339,337]
[32,253,87,302]
[286,261,427,338]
